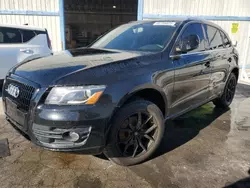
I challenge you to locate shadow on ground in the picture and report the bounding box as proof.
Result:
[153,103,229,159]
[95,103,229,162]
[225,169,250,188]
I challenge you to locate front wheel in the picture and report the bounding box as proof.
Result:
[104,100,165,166]
[213,73,237,108]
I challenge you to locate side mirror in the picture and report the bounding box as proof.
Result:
[175,46,182,54]
[232,41,238,47]
[181,34,200,53]
[170,54,181,60]
[170,45,182,60]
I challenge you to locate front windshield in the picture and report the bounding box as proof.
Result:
[91,21,180,52]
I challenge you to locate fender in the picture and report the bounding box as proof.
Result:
[104,83,168,143]
[116,83,168,117]
[225,66,239,82]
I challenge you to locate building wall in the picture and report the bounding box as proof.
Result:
[0,0,63,51]
[139,0,250,69]
[143,0,250,17]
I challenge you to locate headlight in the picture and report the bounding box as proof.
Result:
[45,85,106,105]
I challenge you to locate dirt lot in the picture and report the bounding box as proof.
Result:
[0,84,250,188]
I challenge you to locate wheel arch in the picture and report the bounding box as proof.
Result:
[104,84,168,146]
[116,84,168,118]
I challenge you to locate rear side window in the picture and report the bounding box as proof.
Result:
[220,30,231,48]
[21,29,36,42]
[175,23,206,54]
[34,30,46,35]
[35,29,51,49]
[203,25,224,50]
[0,27,22,43]
[0,31,3,43]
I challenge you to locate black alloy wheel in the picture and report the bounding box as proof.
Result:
[225,75,236,103]
[104,100,165,166]
[213,73,237,108]
[117,112,157,158]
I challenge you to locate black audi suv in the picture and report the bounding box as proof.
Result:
[2,19,239,166]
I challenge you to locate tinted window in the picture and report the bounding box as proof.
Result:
[0,30,3,43]
[204,25,224,50]
[21,29,36,42]
[220,30,231,48]
[34,30,46,35]
[176,23,206,54]
[91,21,180,52]
[0,27,22,43]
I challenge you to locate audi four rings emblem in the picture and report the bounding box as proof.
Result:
[6,84,20,98]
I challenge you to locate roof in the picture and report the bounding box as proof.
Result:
[132,18,214,24]
[130,18,185,24]
[130,18,223,30]
[0,24,45,31]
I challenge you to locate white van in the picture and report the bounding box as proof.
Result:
[0,24,52,80]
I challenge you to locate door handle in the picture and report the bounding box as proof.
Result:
[205,62,210,68]
[20,49,34,54]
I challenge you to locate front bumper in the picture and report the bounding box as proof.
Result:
[3,75,116,154]
[5,103,112,154]
[31,103,113,153]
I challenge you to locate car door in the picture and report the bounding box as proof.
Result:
[203,25,232,98]
[18,29,49,63]
[19,29,52,63]
[0,27,51,80]
[0,27,23,80]
[170,23,212,115]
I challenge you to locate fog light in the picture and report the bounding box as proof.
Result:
[62,131,80,142]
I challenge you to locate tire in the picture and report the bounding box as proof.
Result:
[213,73,237,108]
[0,80,3,93]
[104,99,165,166]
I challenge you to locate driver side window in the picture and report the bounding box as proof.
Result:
[174,23,205,54]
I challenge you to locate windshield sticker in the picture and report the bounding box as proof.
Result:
[153,22,176,26]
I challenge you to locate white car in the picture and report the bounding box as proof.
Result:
[0,24,52,80]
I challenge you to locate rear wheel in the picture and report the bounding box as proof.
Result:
[213,73,237,108]
[104,100,165,166]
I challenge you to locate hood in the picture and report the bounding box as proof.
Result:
[13,48,147,86]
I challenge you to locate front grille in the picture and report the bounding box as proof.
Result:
[4,78,36,112]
